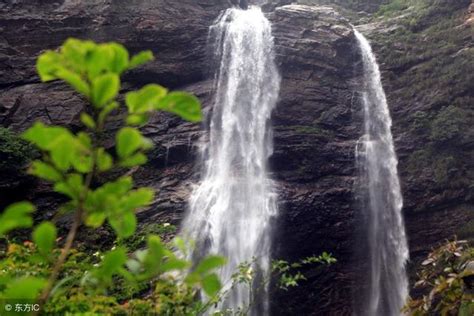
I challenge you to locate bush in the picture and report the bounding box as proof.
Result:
[377,0,410,16]
[0,127,36,172]
[405,240,474,315]
[430,106,468,145]
[0,39,223,315]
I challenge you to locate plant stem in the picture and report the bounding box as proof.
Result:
[37,206,84,305]
[37,122,99,310]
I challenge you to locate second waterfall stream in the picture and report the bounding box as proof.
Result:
[354,29,409,316]
[181,6,280,314]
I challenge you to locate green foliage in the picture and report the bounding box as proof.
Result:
[0,202,35,237]
[430,106,469,145]
[122,222,177,251]
[272,252,337,291]
[411,111,430,133]
[377,0,411,16]
[0,38,219,314]
[432,155,456,184]
[404,240,474,315]
[406,148,468,191]
[45,292,127,315]
[0,127,37,172]
[32,222,57,258]
[371,1,473,195]
[3,277,47,300]
[0,242,90,300]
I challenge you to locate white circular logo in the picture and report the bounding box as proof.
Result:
[4,304,12,311]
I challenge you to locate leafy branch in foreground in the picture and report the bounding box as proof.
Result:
[209,252,337,315]
[404,239,474,316]
[0,38,224,315]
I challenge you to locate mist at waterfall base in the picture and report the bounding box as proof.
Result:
[181,6,280,314]
[353,29,409,316]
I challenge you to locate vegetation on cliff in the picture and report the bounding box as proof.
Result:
[0,127,37,173]
[368,0,473,214]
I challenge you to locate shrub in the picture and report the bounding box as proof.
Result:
[0,127,37,172]
[430,106,468,145]
[0,39,224,315]
[404,240,474,315]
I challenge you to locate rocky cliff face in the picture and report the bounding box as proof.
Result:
[357,0,474,289]
[0,1,472,315]
[297,0,390,12]
[0,0,228,213]
[268,5,360,315]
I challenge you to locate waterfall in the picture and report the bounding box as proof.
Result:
[353,29,409,316]
[181,6,280,314]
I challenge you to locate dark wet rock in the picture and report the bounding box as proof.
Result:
[268,5,361,315]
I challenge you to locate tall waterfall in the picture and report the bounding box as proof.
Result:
[354,29,409,316]
[181,6,280,314]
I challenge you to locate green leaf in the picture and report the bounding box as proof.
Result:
[195,256,227,275]
[86,44,114,79]
[61,38,95,74]
[119,152,148,167]
[96,177,133,196]
[129,50,154,69]
[54,174,84,200]
[97,148,113,172]
[185,272,200,285]
[33,222,57,256]
[3,277,46,299]
[143,235,166,274]
[125,84,168,114]
[97,247,128,279]
[50,134,79,171]
[36,51,61,82]
[72,154,93,174]
[91,73,120,108]
[126,113,149,126]
[85,212,107,228]
[30,161,62,182]
[161,258,189,272]
[77,132,92,150]
[22,123,80,171]
[0,202,35,237]
[80,113,96,129]
[22,122,72,151]
[109,211,137,239]
[109,43,130,74]
[55,67,90,97]
[156,92,202,122]
[201,273,221,297]
[98,101,119,125]
[122,188,154,211]
[116,127,150,159]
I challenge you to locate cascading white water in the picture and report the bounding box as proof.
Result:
[181,6,280,314]
[354,29,409,316]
